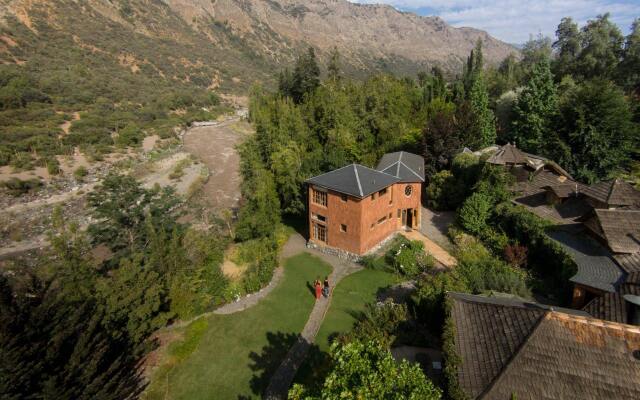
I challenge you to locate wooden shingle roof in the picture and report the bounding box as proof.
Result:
[594,209,640,254]
[449,292,640,400]
[486,143,529,165]
[582,178,640,207]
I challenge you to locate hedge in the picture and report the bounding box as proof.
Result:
[494,203,578,305]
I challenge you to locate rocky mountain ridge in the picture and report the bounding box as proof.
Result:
[0,0,517,91]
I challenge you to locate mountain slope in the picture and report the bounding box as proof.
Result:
[0,0,516,92]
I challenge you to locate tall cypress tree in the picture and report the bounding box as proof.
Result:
[511,58,558,154]
[469,74,496,148]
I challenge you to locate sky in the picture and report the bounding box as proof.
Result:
[349,1,639,44]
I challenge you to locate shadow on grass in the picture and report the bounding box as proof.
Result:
[247,331,298,396]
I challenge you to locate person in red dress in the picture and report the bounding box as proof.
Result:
[314,278,322,300]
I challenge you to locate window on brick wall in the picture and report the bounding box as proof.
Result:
[340,224,347,232]
[313,223,327,242]
[341,194,348,202]
[313,188,327,206]
[312,213,326,222]
[378,215,387,225]
[379,188,387,197]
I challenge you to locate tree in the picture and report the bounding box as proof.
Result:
[291,47,321,103]
[87,173,180,254]
[327,47,342,83]
[468,74,496,148]
[511,58,557,154]
[556,79,634,182]
[289,340,441,400]
[458,192,493,235]
[553,17,581,79]
[520,34,553,74]
[97,253,169,343]
[618,18,640,94]
[576,13,624,80]
[235,168,281,241]
[463,39,484,94]
[422,99,458,175]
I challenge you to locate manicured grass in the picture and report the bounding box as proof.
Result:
[293,268,400,389]
[143,253,332,400]
[315,269,400,351]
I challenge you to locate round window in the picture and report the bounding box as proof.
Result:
[404,185,412,197]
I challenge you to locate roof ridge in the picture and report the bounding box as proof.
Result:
[607,179,617,201]
[353,164,363,197]
[548,310,640,333]
[305,163,356,181]
[399,161,424,180]
[478,311,549,400]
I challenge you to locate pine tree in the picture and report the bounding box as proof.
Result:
[291,47,320,103]
[512,58,558,154]
[327,46,342,83]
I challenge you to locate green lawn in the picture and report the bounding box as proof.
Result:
[315,269,400,351]
[143,253,332,400]
[293,268,399,390]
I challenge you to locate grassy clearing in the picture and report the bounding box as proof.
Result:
[143,253,332,400]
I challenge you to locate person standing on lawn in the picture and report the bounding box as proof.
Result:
[314,278,322,300]
[323,277,330,298]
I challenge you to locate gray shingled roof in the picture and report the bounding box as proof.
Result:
[376,151,425,182]
[582,178,640,207]
[305,163,399,198]
[449,292,640,400]
[547,230,625,293]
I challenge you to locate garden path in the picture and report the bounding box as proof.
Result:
[401,229,457,268]
[264,236,363,400]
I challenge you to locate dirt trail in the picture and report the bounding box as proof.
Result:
[182,117,251,213]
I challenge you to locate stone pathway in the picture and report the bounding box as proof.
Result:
[420,206,455,249]
[264,239,362,400]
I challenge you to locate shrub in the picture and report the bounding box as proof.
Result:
[0,177,42,196]
[412,271,468,328]
[454,234,530,299]
[341,300,410,347]
[290,339,442,400]
[45,157,60,175]
[494,203,577,304]
[385,237,435,278]
[458,192,493,235]
[504,243,528,268]
[74,165,88,180]
[426,170,459,210]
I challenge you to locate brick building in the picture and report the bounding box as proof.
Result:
[305,151,424,256]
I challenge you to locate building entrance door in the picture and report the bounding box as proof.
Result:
[402,208,413,229]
